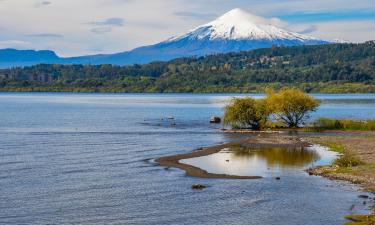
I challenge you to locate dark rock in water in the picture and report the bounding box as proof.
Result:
[210,117,221,123]
[275,177,281,180]
[192,184,207,190]
[358,194,369,199]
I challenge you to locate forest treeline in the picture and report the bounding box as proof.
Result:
[1,41,375,93]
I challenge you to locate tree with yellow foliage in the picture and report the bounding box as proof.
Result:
[224,97,270,130]
[266,88,320,128]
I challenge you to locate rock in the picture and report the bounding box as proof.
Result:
[192,184,207,190]
[358,194,369,199]
[275,177,281,180]
[210,117,221,123]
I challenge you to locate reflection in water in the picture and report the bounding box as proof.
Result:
[181,145,337,177]
[229,145,320,167]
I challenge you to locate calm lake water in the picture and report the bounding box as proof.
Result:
[181,145,338,177]
[0,93,374,225]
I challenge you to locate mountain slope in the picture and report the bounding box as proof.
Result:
[0,8,331,68]
[0,49,59,68]
[69,8,329,65]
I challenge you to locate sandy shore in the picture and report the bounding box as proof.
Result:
[307,136,375,192]
[155,134,309,179]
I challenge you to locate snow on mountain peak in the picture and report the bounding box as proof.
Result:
[214,8,269,26]
[169,8,323,42]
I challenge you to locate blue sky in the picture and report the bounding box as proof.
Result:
[278,10,375,23]
[0,0,374,56]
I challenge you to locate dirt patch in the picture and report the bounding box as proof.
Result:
[307,136,375,192]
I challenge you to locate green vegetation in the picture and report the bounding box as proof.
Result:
[311,118,375,131]
[267,88,320,128]
[223,97,269,130]
[345,214,375,225]
[308,136,375,223]
[309,138,363,167]
[223,88,319,129]
[1,42,375,93]
[334,153,364,168]
[309,138,346,153]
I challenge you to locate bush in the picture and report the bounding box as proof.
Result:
[224,97,270,130]
[313,118,375,131]
[334,153,364,167]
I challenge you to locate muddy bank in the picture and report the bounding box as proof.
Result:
[307,136,375,193]
[155,134,309,179]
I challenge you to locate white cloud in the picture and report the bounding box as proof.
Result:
[302,20,375,42]
[0,0,374,56]
[0,40,31,48]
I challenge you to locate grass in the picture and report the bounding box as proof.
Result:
[309,137,375,223]
[311,138,364,167]
[334,153,364,168]
[310,118,375,132]
[309,137,346,153]
[345,215,375,225]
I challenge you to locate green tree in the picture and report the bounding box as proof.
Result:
[266,88,320,128]
[224,97,270,130]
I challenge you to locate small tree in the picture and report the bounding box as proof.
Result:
[266,88,320,128]
[224,97,270,130]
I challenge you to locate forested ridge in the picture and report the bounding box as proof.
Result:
[1,41,375,93]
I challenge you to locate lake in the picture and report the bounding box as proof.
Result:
[0,93,374,224]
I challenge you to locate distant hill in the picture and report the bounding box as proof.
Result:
[0,8,330,68]
[0,49,59,68]
[1,42,374,93]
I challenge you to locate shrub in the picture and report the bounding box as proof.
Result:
[313,118,375,131]
[224,97,270,130]
[334,153,364,167]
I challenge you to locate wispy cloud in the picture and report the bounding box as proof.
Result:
[87,18,125,27]
[86,18,125,34]
[34,1,51,7]
[0,0,374,56]
[0,40,30,48]
[90,27,112,34]
[27,33,63,38]
[298,25,318,34]
[174,11,217,20]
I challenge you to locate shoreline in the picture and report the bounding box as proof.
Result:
[305,135,375,223]
[306,136,375,193]
[155,134,309,179]
[155,142,261,179]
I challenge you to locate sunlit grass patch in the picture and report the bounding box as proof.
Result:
[311,118,375,131]
[345,214,375,225]
[334,153,364,168]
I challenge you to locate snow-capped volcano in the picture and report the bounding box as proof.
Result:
[0,8,331,68]
[80,8,328,65]
[168,8,322,42]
